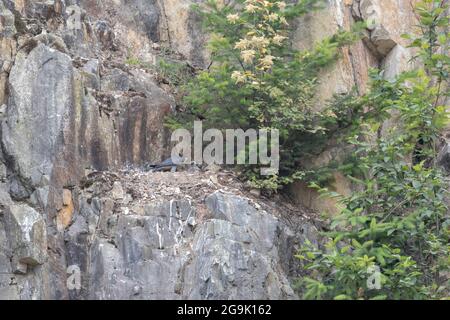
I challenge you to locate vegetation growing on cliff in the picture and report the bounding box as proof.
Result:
[166,0,363,191]
[299,0,450,300]
[164,0,449,300]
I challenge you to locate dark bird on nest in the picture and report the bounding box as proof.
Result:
[145,154,186,172]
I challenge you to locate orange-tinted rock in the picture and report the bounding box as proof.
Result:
[56,189,74,231]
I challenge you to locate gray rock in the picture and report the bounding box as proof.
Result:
[100,68,130,92]
[94,20,115,50]
[183,225,294,299]
[0,218,11,273]
[9,176,31,200]
[79,189,298,299]
[0,161,7,181]
[205,191,280,253]
[2,43,73,187]
[88,239,134,300]
[0,281,20,300]
[182,192,297,299]
[0,4,16,37]
[438,142,450,173]
[4,204,47,267]
[370,25,397,57]
[382,45,412,80]
[11,257,28,274]
[111,181,124,200]
[30,186,50,209]
[0,182,12,206]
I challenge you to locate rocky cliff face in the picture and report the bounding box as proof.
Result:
[64,170,316,300]
[0,0,419,299]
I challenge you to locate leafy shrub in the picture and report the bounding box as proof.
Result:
[298,0,450,300]
[156,58,194,87]
[167,0,363,190]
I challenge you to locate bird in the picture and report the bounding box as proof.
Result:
[146,154,186,172]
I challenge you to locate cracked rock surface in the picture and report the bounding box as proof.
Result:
[65,170,314,300]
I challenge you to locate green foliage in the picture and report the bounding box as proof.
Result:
[125,56,141,66]
[156,58,194,87]
[124,53,193,88]
[299,0,450,300]
[167,0,363,190]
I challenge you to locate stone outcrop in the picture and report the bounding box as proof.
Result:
[63,170,311,300]
[3,43,73,188]
[4,204,47,271]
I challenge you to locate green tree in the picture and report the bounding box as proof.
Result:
[299,0,450,300]
[167,0,362,190]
